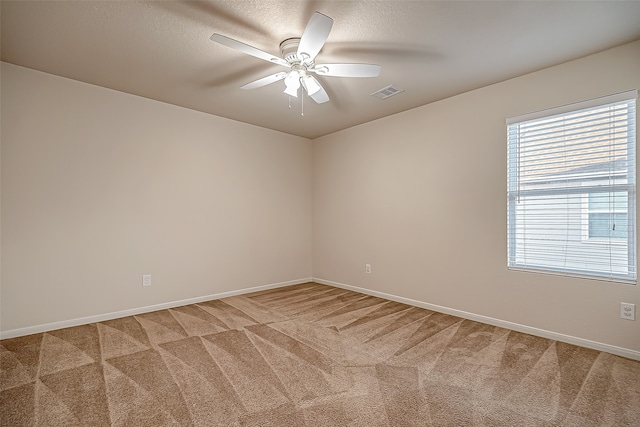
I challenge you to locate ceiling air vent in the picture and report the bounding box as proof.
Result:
[371,85,404,100]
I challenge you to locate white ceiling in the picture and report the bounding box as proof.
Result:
[2,1,640,139]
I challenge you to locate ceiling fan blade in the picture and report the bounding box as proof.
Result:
[297,12,333,63]
[241,72,288,90]
[311,63,381,78]
[309,84,330,104]
[210,33,289,67]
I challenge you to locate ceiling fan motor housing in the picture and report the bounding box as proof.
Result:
[280,38,307,64]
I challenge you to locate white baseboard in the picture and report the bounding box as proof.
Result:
[313,277,640,361]
[0,277,312,340]
[5,276,638,361]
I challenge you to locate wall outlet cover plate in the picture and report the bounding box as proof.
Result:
[620,302,636,321]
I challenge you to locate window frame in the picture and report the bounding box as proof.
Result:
[506,90,637,284]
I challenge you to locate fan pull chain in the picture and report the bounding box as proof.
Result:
[288,96,292,110]
[301,91,304,116]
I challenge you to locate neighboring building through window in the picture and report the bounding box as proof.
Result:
[507,91,637,283]
[587,191,628,240]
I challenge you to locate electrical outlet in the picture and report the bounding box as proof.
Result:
[142,274,152,287]
[620,302,635,321]
[365,264,371,274]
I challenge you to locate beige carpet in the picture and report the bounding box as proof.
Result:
[1,282,639,426]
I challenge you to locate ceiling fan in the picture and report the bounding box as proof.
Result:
[210,12,381,104]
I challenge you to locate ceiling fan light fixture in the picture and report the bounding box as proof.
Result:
[302,75,321,95]
[284,72,301,97]
[284,85,299,97]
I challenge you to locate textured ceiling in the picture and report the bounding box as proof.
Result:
[2,1,640,139]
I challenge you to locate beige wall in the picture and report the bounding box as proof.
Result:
[313,41,640,352]
[2,41,639,354]
[1,63,312,332]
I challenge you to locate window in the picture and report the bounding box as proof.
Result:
[586,192,627,240]
[507,90,637,283]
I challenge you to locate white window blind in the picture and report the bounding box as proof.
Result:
[507,90,637,283]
